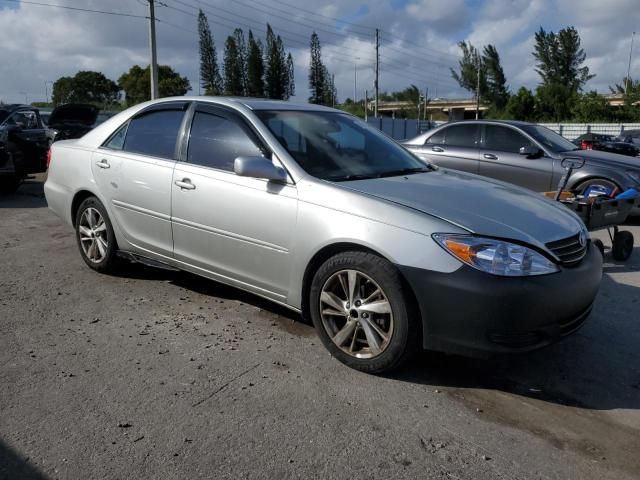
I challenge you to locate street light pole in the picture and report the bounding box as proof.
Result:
[626,31,636,95]
[148,0,159,100]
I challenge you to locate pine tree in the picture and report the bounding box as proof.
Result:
[264,24,291,100]
[246,30,265,97]
[308,32,326,104]
[233,28,247,96]
[223,36,244,96]
[198,10,222,95]
[482,45,509,110]
[286,53,295,99]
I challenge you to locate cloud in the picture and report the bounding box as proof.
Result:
[0,0,638,104]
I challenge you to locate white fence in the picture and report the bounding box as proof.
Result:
[540,123,640,141]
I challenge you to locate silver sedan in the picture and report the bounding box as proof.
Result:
[45,98,602,373]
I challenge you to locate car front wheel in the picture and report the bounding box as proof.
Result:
[309,251,418,373]
[75,197,118,273]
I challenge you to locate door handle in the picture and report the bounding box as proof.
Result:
[96,159,110,169]
[174,178,196,190]
[483,153,498,160]
[431,146,444,152]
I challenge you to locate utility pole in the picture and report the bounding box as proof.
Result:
[148,0,159,100]
[374,28,379,118]
[475,52,481,120]
[332,74,336,108]
[424,87,428,121]
[364,89,368,121]
[626,31,636,95]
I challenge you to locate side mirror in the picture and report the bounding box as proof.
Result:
[234,156,287,182]
[519,145,538,156]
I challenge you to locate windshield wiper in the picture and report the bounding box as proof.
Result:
[326,174,378,182]
[376,167,432,178]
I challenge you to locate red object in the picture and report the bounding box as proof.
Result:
[46,147,52,168]
[580,140,593,150]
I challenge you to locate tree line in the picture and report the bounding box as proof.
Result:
[49,10,339,109]
[451,26,640,123]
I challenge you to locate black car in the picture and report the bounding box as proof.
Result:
[572,133,639,157]
[0,104,49,193]
[617,129,640,149]
[47,103,101,142]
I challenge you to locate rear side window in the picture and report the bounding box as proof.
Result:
[122,109,185,159]
[484,125,532,153]
[187,110,263,172]
[425,130,445,145]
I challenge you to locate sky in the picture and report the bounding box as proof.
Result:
[0,0,638,105]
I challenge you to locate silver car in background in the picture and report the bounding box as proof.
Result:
[45,98,602,373]
[404,120,640,203]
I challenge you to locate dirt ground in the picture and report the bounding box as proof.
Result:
[1,177,639,480]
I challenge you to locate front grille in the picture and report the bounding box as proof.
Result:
[546,233,587,266]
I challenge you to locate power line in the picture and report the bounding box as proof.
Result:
[0,0,148,18]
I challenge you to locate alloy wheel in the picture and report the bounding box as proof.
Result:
[319,269,394,359]
[78,207,109,263]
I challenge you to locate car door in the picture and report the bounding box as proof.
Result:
[91,102,189,258]
[5,109,49,174]
[171,103,297,301]
[412,123,480,174]
[479,124,554,192]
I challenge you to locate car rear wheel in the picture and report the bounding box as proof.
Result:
[75,197,118,273]
[309,251,418,373]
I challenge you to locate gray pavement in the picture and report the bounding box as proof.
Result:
[1,177,639,480]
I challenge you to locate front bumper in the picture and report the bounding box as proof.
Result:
[398,244,602,357]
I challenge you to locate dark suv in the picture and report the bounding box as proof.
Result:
[0,104,49,193]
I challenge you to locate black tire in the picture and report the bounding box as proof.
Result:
[309,251,419,374]
[74,196,119,273]
[592,238,605,258]
[0,175,20,194]
[612,230,634,261]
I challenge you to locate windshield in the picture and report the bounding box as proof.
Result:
[255,110,430,181]
[521,124,578,153]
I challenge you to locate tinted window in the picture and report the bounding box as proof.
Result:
[123,109,185,159]
[425,130,445,145]
[104,123,128,150]
[7,110,39,129]
[187,110,263,171]
[485,125,532,153]
[443,124,478,148]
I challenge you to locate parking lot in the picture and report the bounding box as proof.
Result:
[1,177,639,480]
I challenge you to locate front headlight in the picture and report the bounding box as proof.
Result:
[432,234,559,277]
[626,171,640,185]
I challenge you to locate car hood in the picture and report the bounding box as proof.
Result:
[341,168,584,249]
[48,104,99,127]
[560,149,640,168]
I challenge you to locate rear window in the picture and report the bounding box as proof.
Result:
[122,109,185,159]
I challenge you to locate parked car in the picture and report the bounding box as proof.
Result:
[617,129,640,147]
[572,133,639,157]
[0,104,49,193]
[45,98,602,373]
[403,120,640,211]
[46,103,101,142]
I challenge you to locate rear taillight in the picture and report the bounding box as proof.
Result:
[46,147,52,168]
[580,140,593,150]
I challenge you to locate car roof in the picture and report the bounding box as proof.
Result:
[165,96,338,112]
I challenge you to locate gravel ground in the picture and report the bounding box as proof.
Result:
[1,177,639,480]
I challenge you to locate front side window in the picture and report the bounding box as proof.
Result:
[187,110,263,172]
[521,124,578,153]
[255,110,429,181]
[484,125,532,154]
[122,109,185,159]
